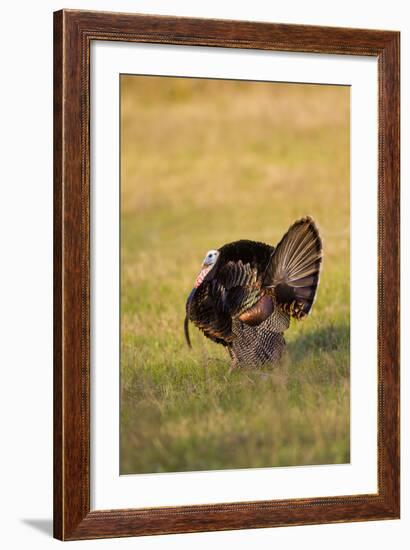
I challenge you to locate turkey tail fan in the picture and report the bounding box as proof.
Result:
[264,217,323,319]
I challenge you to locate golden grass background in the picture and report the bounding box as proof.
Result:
[120,76,350,474]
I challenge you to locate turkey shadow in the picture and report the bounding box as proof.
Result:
[287,322,350,362]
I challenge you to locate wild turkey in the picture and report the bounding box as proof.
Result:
[184,217,323,368]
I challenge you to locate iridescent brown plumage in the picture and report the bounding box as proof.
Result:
[185,217,323,368]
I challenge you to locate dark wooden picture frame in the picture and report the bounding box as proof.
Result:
[54,9,400,541]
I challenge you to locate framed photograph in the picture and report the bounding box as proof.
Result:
[54,9,400,540]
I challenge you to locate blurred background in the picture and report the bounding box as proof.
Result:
[120,75,350,474]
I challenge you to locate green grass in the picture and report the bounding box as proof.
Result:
[120,76,350,474]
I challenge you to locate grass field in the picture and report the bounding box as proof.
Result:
[120,76,350,474]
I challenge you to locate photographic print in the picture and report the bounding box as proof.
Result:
[120,75,350,475]
[54,11,400,539]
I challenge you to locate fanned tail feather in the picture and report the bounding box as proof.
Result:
[264,217,323,319]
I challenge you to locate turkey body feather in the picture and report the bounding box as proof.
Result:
[185,217,323,368]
